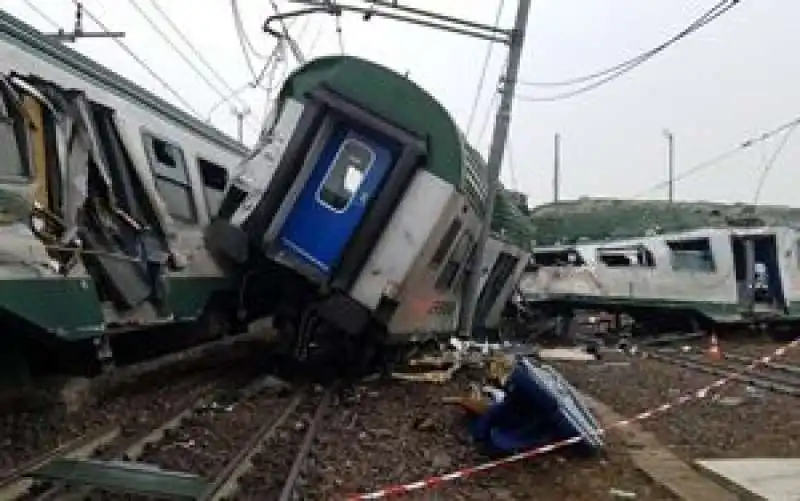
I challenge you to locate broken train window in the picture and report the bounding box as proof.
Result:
[142,132,196,223]
[197,157,228,218]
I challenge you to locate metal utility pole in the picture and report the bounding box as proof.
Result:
[460,0,532,339]
[664,129,674,203]
[553,133,560,203]
[267,0,532,339]
[232,106,251,142]
[45,3,125,42]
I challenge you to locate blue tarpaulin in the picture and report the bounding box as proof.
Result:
[469,356,604,455]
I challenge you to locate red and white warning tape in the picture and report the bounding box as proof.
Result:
[347,337,800,500]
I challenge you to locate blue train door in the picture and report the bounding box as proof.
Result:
[277,125,393,274]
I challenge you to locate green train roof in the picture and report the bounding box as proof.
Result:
[526,198,800,245]
[278,55,489,213]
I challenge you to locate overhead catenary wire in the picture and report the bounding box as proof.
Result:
[465,0,505,138]
[334,14,345,55]
[124,0,230,105]
[232,0,273,60]
[516,0,740,102]
[64,0,202,117]
[231,0,262,82]
[631,113,800,199]
[519,0,736,88]
[126,0,262,134]
[20,0,61,29]
[752,122,800,204]
[148,0,250,109]
[205,14,316,122]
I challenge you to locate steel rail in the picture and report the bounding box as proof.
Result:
[278,385,335,501]
[649,351,800,397]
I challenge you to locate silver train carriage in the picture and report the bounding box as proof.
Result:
[519,225,800,337]
[0,11,250,382]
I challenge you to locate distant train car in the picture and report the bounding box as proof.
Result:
[519,225,800,336]
[0,12,249,382]
[206,55,498,367]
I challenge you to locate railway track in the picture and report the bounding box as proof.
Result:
[649,348,800,397]
[0,372,337,501]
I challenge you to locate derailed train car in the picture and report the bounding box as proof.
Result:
[0,12,249,383]
[0,11,532,384]
[520,225,800,338]
[206,55,529,367]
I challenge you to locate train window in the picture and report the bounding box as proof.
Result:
[597,246,655,267]
[430,219,463,268]
[142,133,196,223]
[317,138,374,212]
[533,249,585,267]
[452,239,478,291]
[197,157,228,217]
[0,117,26,179]
[436,231,473,291]
[667,238,715,272]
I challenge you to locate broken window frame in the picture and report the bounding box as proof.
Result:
[196,156,228,219]
[666,237,716,273]
[141,130,197,224]
[596,245,656,268]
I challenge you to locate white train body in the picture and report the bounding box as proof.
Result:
[207,55,535,355]
[520,225,800,324]
[0,11,248,349]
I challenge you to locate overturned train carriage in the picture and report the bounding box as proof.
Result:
[0,12,248,381]
[207,55,498,359]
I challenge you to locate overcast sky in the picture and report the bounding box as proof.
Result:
[4,0,800,209]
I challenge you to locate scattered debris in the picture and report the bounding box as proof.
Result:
[609,487,638,499]
[537,347,597,362]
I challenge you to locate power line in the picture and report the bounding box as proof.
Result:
[65,0,201,117]
[335,12,345,54]
[752,123,800,204]
[632,113,800,199]
[20,0,61,29]
[231,0,261,81]
[465,0,505,138]
[476,91,500,147]
[516,0,740,103]
[205,16,321,124]
[124,0,229,103]
[148,0,249,108]
[519,0,735,88]
[232,0,271,60]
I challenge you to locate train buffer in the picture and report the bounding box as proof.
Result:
[25,458,208,499]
